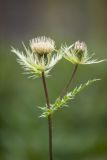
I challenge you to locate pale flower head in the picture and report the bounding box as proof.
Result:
[74,41,86,52]
[30,36,55,55]
[11,36,61,78]
[62,41,107,65]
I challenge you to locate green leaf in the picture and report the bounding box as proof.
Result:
[40,79,100,118]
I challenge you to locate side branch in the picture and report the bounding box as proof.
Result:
[60,64,78,98]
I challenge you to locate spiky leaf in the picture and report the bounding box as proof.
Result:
[40,79,100,117]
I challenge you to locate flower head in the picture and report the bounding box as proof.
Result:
[11,36,61,78]
[74,41,86,52]
[30,36,55,55]
[62,41,106,64]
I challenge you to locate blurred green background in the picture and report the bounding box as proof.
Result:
[0,0,107,160]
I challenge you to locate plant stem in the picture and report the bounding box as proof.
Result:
[42,72,53,160]
[60,64,78,98]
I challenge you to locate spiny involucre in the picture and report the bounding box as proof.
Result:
[61,41,107,65]
[11,36,62,78]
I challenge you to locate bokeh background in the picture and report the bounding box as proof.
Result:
[0,0,107,160]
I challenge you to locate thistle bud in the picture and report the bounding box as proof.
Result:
[62,40,106,64]
[74,41,86,52]
[74,41,87,61]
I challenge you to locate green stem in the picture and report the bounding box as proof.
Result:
[60,64,78,98]
[42,72,53,160]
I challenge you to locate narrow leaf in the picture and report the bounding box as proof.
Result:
[40,79,100,117]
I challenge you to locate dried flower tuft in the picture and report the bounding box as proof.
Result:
[11,36,61,78]
[30,36,55,55]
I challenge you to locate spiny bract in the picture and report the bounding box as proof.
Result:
[11,36,62,78]
[62,41,106,64]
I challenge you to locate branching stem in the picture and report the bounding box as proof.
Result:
[60,64,78,98]
[42,72,53,160]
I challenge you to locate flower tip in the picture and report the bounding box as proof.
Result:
[11,46,16,53]
[74,40,86,52]
[30,36,55,55]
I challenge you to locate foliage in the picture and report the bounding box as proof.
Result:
[40,79,100,117]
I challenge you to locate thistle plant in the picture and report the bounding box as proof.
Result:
[12,36,106,160]
[60,41,106,97]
